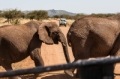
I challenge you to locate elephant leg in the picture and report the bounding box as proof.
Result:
[30,48,44,77]
[30,48,44,66]
[66,40,91,78]
[2,63,21,79]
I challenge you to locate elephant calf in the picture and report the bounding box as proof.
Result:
[65,16,120,78]
[0,21,70,79]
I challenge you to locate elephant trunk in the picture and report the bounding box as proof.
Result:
[59,33,71,63]
[62,42,71,63]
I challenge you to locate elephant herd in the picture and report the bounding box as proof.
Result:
[0,16,120,79]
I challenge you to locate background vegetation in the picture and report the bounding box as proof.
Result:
[0,9,119,25]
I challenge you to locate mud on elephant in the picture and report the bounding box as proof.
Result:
[65,16,120,78]
[0,21,70,79]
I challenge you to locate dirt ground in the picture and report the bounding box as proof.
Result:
[0,19,120,79]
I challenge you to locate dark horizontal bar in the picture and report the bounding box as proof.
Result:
[0,56,120,77]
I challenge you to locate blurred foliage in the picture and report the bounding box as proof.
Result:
[2,9,24,24]
[74,13,85,19]
[26,10,48,20]
[89,13,115,18]
[0,9,120,25]
[53,14,75,19]
[0,10,3,17]
[53,13,86,19]
[52,13,116,20]
[1,9,48,24]
[10,19,21,25]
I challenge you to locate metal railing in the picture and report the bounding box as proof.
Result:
[0,56,120,79]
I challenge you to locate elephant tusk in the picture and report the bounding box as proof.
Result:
[62,42,66,46]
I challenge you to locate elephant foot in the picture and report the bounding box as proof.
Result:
[64,69,74,77]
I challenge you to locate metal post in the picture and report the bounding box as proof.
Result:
[0,56,119,78]
[78,64,114,79]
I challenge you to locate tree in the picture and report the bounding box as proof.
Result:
[53,15,60,18]
[26,10,48,20]
[74,13,85,19]
[26,12,35,20]
[90,13,115,18]
[2,9,24,24]
[0,10,3,18]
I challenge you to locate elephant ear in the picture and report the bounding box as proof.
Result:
[38,23,54,45]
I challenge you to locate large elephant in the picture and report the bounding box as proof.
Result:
[65,16,120,78]
[0,21,70,79]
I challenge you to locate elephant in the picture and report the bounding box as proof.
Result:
[0,21,70,79]
[65,16,120,78]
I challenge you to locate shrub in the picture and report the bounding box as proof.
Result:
[2,9,24,24]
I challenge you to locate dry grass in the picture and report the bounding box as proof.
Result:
[0,18,74,27]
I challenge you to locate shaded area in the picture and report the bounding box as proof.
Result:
[19,72,76,79]
[41,73,76,79]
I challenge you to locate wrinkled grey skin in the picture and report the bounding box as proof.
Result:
[0,21,70,79]
[66,16,120,78]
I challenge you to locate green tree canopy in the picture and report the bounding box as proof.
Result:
[2,9,24,24]
[26,10,48,20]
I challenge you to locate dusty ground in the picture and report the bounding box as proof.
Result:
[0,19,120,79]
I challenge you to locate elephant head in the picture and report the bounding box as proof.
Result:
[38,22,70,63]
